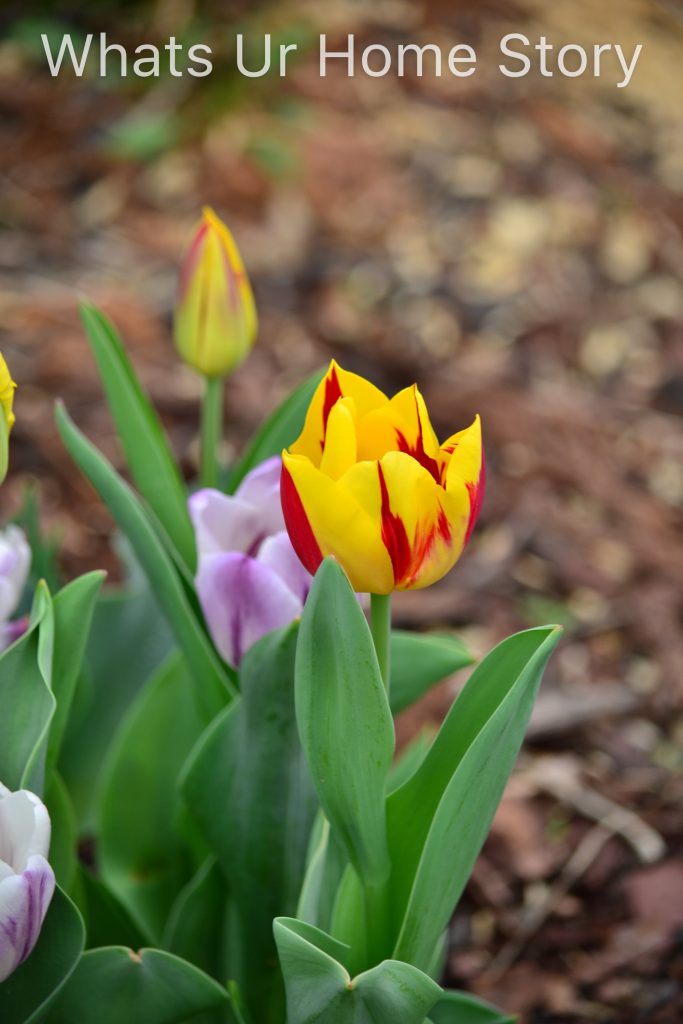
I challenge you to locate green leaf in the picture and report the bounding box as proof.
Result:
[389,627,562,971]
[44,771,78,892]
[228,368,324,492]
[59,575,172,830]
[47,571,105,772]
[55,402,232,720]
[0,886,85,1024]
[99,654,207,943]
[428,990,516,1024]
[295,559,394,886]
[76,868,147,951]
[390,631,474,716]
[80,304,196,572]
[182,624,317,1019]
[163,857,236,989]
[0,585,55,795]
[48,947,228,1024]
[387,729,434,795]
[274,918,441,1024]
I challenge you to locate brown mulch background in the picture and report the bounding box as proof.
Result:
[1,1,682,1020]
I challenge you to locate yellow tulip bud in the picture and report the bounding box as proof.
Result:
[281,361,484,594]
[0,352,16,484]
[174,208,257,378]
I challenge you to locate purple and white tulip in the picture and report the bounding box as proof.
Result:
[0,782,55,982]
[0,525,30,653]
[190,456,311,667]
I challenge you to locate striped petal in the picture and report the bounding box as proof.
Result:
[196,552,302,667]
[443,415,484,544]
[290,361,387,466]
[281,452,393,594]
[0,855,55,983]
[341,451,469,591]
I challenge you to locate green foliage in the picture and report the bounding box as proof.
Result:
[295,559,394,888]
[99,654,207,943]
[55,402,232,720]
[80,304,196,572]
[182,625,317,1019]
[48,946,228,1024]
[389,631,474,715]
[274,918,442,1024]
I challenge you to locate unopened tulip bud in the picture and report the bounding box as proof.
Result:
[0,353,16,484]
[174,208,257,379]
[0,782,55,982]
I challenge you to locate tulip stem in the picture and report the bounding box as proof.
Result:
[370,593,392,697]
[200,376,223,488]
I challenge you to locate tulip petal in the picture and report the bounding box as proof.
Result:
[318,399,357,480]
[443,415,484,543]
[0,526,30,624]
[0,855,55,982]
[357,385,445,484]
[342,451,469,591]
[290,361,387,466]
[196,552,302,667]
[189,465,284,559]
[258,531,312,604]
[281,452,393,594]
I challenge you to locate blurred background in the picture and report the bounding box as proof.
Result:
[1,0,682,1020]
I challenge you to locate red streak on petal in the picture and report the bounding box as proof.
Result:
[395,390,444,484]
[280,464,323,576]
[178,221,209,301]
[464,451,486,545]
[320,365,343,450]
[378,462,412,585]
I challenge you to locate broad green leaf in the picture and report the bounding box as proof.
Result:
[44,771,77,892]
[296,815,348,934]
[274,917,441,1024]
[0,886,85,1024]
[228,368,324,492]
[182,624,317,1020]
[163,857,234,984]
[387,729,434,795]
[60,575,172,830]
[80,304,196,572]
[390,627,562,970]
[390,631,474,715]
[76,868,146,950]
[48,947,228,1024]
[99,654,207,943]
[428,990,516,1024]
[12,483,61,595]
[296,559,394,886]
[0,585,55,794]
[47,571,105,772]
[55,402,232,720]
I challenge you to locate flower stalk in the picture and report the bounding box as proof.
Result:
[370,592,392,697]
[200,375,223,488]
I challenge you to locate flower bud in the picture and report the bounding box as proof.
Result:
[0,782,55,982]
[0,353,16,484]
[174,208,257,379]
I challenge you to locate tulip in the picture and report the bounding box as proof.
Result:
[190,457,311,667]
[281,361,484,595]
[0,525,30,652]
[174,207,257,380]
[0,353,16,484]
[0,782,55,982]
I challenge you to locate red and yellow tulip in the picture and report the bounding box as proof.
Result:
[281,361,484,594]
[174,207,257,378]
